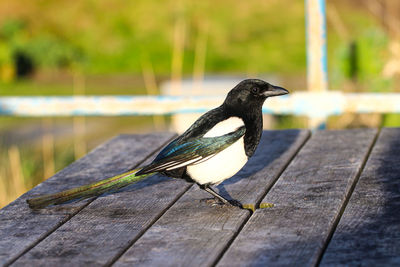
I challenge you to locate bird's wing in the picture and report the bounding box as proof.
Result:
[136,126,246,175]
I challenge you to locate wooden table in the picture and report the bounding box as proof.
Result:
[1,128,399,266]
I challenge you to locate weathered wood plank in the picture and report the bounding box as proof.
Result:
[217,129,378,267]
[113,130,310,266]
[13,142,193,266]
[320,128,400,266]
[0,132,174,266]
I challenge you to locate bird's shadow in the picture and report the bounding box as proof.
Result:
[216,129,303,201]
[316,128,400,265]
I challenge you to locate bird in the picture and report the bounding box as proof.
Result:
[27,79,288,209]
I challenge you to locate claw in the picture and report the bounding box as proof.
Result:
[228,199,243,208]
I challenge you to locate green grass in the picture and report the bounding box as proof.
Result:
[0,74,150,96]
[0,80,72,96]
[0,0,308,75]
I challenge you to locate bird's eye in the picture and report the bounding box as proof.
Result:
[252,87,259,94]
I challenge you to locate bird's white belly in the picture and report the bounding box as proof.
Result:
[187,136,248,185]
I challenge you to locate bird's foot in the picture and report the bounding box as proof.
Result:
[200,198,243,209]
[200,198,225,207]
[227,199,243,208]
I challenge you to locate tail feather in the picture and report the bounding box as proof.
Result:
[26,168,154,209]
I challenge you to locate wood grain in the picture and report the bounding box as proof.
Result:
[217,129,377,267]
[0,132,174,266]
[320,128,400,266]
[114,130,309,266]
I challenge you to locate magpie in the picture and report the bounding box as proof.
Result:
[27,79,288,209]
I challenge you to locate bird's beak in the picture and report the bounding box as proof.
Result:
[263,85,289,97]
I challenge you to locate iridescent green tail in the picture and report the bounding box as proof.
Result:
[26,168,154,209]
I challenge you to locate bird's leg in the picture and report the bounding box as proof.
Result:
[200,184,229,204]
[199,184,242,208]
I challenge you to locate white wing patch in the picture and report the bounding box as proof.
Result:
[165,157,202,170]
[187,136,248,185]
[203,117,245,138]
[186,116,247,184]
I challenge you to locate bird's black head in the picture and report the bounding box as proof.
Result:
[223,79,288,118]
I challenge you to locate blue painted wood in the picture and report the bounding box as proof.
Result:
[0,95,291,117]
[1,93,400,117]
[305,0,328,91]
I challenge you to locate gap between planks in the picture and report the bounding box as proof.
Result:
[105,183,193,266]
[314,128,380,266]
[320,128,400,265]
[5,201,92,266]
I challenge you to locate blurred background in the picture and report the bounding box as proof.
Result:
[0,0,399,208]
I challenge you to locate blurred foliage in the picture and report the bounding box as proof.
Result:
[274,115,308,129]
[0,0,306,77]
[383,113,400,127]
[331,27,391,92]
[0,0,394,93]
[0,18,82,78]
